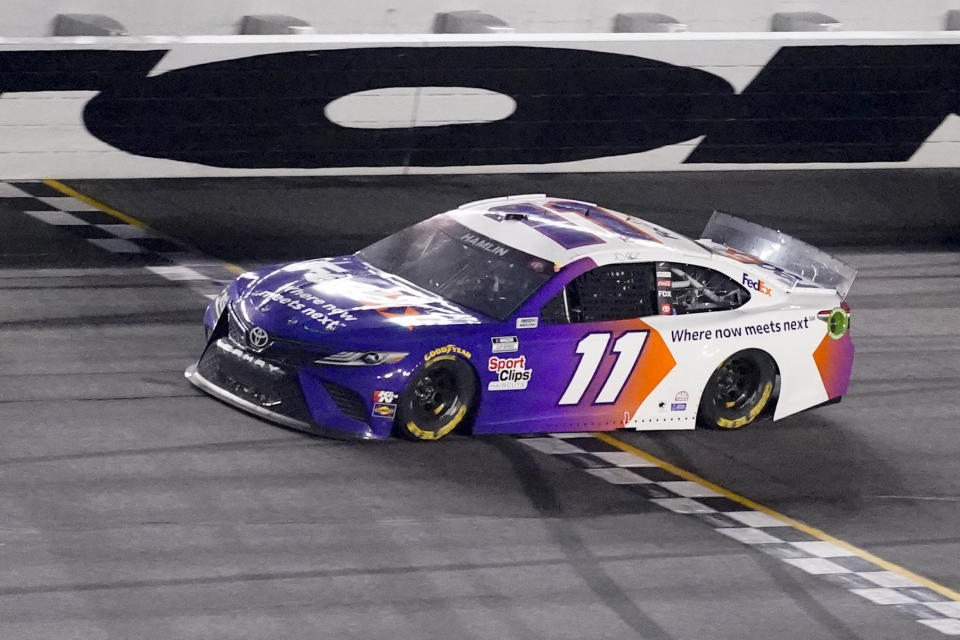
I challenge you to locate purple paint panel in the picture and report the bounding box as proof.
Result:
[490,203,605,250]
[489,203,549,217]
[547,201,659,243]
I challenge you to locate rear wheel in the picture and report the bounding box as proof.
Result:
[697,349,776,430]
[396,356,477,441]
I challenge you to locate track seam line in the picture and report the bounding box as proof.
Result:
[515,432,960,636]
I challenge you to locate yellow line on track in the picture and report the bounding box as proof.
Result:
[595,431,960,603]
[42,179,246,275]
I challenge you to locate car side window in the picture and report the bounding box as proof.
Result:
[541,263,655,324]
[657,262,750,315]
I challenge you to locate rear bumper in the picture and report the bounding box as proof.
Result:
[185,338,387,440]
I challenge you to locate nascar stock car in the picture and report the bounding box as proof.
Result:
[185,195,855,441]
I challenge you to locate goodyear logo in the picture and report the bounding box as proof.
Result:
[424,344,472,361]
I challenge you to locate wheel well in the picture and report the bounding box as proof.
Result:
[698,348,781,419]
[397,355,481,437]
[461,358,482,434]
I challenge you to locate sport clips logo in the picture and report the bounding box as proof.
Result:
[742,273,772,296]
[487,356,532,391]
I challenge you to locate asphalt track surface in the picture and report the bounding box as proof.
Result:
[1,171,958,639]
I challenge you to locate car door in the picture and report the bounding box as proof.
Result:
[476,260,674,433]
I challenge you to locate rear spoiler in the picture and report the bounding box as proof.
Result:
[702,211,857,299]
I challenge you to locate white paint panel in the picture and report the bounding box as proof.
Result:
[918,619,960,636]
[725,511,790,528]
[325,87,516,129]
[146,265,208,281]
[784,557,852,575]
[414,88,516,125]
[927,602,960,618]
[585,467,652,484]
[3,1,960,37]
[651,497,716,514]
[97,224,161,239]
[858,571,924,588]
[715,527,783,544]
[0,92,94,126]
[589,451,658,467]
[850,588,918,605]
[0,183,31,197]
[558,333,609,406]
[657,480,723,498]
[87,238,145,253]
[517,437,585,455]
[324,88,418,129]
[790,541,857,558]
[25,210,87,225]
[36,197,100,211]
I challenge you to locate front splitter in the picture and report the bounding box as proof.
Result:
[184,363,378,440]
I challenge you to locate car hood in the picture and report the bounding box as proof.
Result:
[234,256,483,339]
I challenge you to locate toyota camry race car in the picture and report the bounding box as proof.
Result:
[186,195,855,441]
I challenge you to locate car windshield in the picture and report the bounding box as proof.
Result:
[357,215,553,321]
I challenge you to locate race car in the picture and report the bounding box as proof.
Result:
[185,195,855,441]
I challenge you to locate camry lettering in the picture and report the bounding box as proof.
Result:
[217,341,283,376]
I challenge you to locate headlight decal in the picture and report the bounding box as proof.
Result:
[315,351,408,366]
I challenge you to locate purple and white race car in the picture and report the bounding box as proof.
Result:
[186,195,855,441]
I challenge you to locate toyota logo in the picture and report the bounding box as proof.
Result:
[247,326,269,350]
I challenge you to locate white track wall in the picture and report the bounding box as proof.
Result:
[2,33,960,178]
[3,1,960,35]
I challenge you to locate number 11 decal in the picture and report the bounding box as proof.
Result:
[558,331,649,405]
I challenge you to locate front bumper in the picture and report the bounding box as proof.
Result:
[186,337,386,440]
[186,362,319,433]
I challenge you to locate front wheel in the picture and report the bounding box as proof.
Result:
[396,355,477,441]
[697,349,776,430]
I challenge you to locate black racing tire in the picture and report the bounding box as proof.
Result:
[395,355,477,441]
[697,349,777,430]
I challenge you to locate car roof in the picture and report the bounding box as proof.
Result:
[446,194,710,267]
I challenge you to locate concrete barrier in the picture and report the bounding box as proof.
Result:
[2,33,960,178]
[52,14,128,36]
[3,1,960,35]
[239,15,315,35]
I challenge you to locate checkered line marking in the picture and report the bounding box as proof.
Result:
[517,433,960,636]
[1,180,240,299]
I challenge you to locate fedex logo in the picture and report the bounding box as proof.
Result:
[742,273,772,296]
